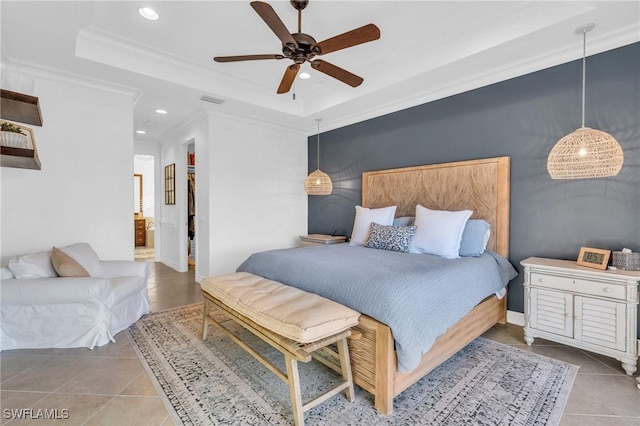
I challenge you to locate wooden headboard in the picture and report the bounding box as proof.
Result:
[362,157,510,257]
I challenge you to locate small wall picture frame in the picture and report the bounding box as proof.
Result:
[164,163,175,205]
[576,247,611,270]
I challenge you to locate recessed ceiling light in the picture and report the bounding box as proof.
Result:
[155,109,167,114]
[138,7,159,21]
[136,130,147,134]
[299,72,311,80]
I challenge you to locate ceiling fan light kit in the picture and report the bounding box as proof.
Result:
[547,23,623,179]
[214,0,380,94]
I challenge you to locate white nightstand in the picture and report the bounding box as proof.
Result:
[521,257,640,375]
[299,234,347,247]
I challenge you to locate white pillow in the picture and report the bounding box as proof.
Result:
[8,251,58,279]
[410,205,473,259]
[349,205,397,246]
[1,267,15,280]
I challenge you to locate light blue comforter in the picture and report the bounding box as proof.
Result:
[237,244,517,372]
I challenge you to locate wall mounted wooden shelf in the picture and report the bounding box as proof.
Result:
[0,89,43,126]
[1,146,41,170]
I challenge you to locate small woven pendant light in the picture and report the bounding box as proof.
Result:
[547,23,623,179]
[304,119,333,195]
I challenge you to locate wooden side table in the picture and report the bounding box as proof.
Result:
[299,234,347,247]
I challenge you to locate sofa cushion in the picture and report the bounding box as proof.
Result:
[8,251,58,279]
[51,247,90,277]
[58,243,101,277]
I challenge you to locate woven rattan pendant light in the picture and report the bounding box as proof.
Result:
[304,119,332,195]
[547,23,623,179]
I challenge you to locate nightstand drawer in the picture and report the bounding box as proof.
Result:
[531,272,626,300]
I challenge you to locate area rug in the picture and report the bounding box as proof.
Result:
[128,303,578,426]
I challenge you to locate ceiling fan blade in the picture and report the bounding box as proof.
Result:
[312,23,380,55]
[250,1,298,49]
[311,60,363,87]
[277,64,300,94]
[214,54,284,63]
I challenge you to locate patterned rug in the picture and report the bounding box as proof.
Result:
[128,303,578,426]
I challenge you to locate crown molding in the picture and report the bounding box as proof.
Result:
[76,27,303,117]
[2,58,140,101]
[202,105,308,136]
[157,108,210,147]
[316,24,640,134]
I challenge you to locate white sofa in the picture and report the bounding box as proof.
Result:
[1,243,150,351]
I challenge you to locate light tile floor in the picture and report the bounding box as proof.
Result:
[1,261,639,425]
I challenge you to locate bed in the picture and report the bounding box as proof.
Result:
[240,156,513,414]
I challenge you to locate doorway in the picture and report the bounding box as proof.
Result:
[134,154,155,260]
[187,143,196,267]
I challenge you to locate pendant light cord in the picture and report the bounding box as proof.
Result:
[316,119,321,171]
[581,29,586,128]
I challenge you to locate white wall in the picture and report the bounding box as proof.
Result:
[1,71,136,262]
[206,111,308,276]
[158,109,308,280]
[157,112,209,273]
[158,142,184,271]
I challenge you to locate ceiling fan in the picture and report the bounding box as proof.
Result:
[214,0,380,94]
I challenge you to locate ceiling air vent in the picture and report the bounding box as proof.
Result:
[200,95,225,105]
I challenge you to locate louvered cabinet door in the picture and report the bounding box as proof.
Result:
[574,296,626,351]
[530,288,573,338]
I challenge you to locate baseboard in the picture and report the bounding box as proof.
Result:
[506,310,525,327]
[159,257,181,272]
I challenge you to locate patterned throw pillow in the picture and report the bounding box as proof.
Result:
[364,222,417,253]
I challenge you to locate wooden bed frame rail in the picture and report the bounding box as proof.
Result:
[353,156,511,414]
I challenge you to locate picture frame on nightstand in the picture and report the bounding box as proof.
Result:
[576,246,611,270]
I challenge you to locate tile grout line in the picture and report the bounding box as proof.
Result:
[81,394,118,426]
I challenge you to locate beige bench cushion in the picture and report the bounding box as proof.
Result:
[201,272,360,343]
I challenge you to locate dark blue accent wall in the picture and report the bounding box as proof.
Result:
[307,43,639,321]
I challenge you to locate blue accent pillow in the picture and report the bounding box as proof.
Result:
[365,222,417,253]
[459,220,490,257]
[392,216,414,227]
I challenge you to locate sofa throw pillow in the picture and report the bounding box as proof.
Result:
[51,247,90,277]
[8,251,58,279]
[459,219,491,257]
[0,267,14,280]
[410,205,473,259]
[58,243,101,276]
[349,205,397,246]
[365,222,417,253]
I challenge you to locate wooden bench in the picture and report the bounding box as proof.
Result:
[201,272,361,426]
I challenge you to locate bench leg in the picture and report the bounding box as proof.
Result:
[202,300,211,340]
[336,337,355,402]
[285,354,304,426]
